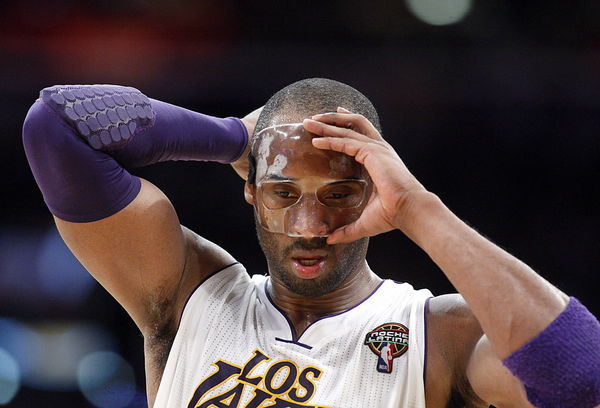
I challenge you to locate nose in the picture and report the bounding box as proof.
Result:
[285,196,331,237]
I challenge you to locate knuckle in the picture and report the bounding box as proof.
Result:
[349,114,363,125]
[333,139,346,150]
[315,126,328,136]
[343,128,355,137]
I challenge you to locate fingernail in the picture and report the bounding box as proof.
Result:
[311,114,323,119]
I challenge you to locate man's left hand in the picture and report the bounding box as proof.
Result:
[303,107,429,244]
[231,106,263,180]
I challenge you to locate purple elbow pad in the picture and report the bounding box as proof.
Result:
[23,100,141,222]
[23,85,248,222]
[503,297,600,408]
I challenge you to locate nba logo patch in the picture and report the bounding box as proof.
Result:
[364,323,409,373]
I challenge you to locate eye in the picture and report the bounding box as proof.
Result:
[326,192,350,199]
[318,181,366,208]
[261,184,300,210]
[275,190,298,199]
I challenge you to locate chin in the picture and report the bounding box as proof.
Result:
[275,264,346,297]
[282,274,337,298]
[255,219,370,297]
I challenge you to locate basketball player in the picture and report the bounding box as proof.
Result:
[23,79,598,407]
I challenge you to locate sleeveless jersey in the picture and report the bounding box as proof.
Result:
[154,263,433,408]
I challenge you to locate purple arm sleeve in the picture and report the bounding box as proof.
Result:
[502,297,600,408]
[23,85,248,222]
[114,98,247,166]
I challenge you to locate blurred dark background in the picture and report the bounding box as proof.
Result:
[0,0,598,406]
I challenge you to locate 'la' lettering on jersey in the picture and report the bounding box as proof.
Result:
[187,349,331,408]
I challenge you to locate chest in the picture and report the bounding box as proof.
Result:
[183,323,423,407]
[153,278,430,407]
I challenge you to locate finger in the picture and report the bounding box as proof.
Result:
[327,219,365,244]
[311,136,371,162]
[304,119,377,143]
[310,112,379,140]
[309,113,382,141]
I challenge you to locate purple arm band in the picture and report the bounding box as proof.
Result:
[503,297,600,408]
[23,85,248,222]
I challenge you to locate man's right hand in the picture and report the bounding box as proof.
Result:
[231,106,263,180]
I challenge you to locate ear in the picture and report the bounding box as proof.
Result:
[244,182,255,205]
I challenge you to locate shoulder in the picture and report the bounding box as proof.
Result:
[425,294,488,408]
[427,294,480,329]
[427,294,483,358]
[143,226,239,394]
[143,226,237,349]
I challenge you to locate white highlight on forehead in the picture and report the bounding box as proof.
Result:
[255,122,304,136]
[255,132,274,181]
[255,123,303,180]
[269,154,288,177]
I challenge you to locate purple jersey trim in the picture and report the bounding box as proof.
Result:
[264,284,299,340]
[423,296,432,385]
[264,279,386,343]
[274,337,313,350]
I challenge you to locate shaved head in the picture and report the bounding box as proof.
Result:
[248,78,380,184]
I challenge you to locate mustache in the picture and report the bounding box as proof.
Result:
[283,237,329,256]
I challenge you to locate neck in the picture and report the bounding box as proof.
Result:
[267,260,382,337]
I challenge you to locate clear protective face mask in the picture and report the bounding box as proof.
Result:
[252,123,370,238]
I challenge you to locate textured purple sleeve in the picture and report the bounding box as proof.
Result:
[23,84,248,222]
[114,98,247,166]
[23,100,141,222]
[502,297,600,408]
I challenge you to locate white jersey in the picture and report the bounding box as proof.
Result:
[154,263,433,408]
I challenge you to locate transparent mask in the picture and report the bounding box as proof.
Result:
[256,177,368,237]
[251,121,370,238]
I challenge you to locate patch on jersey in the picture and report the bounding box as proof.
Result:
[364,322,409,374]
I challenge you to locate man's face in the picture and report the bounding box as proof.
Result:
[245,123,370,297]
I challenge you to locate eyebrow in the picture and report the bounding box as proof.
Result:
[261,174,364,183]
[263,174,296,181]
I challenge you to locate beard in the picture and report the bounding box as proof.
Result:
[255,218,369,297]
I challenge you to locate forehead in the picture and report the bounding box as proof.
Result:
[253,123,362,181]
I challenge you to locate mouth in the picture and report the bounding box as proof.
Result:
[291,255,327,279]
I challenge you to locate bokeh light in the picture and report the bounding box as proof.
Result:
[0,348,20,405]
[35,227,96,305]
[0,319,43,382]
[77,351,136,408]
[26,322,117,390]
[0,227,95,310]
[405,0,473,26]
[0,319,117,391]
